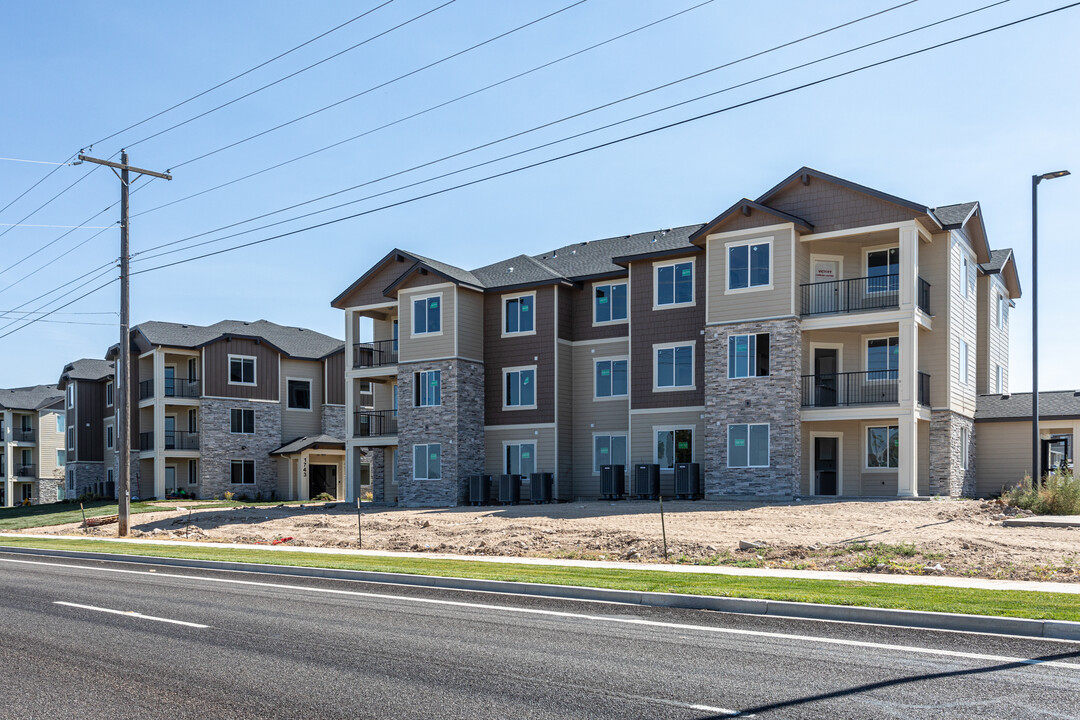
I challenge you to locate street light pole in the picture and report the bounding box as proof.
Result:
[1031,170,1070,483]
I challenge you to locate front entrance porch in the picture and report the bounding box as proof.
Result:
[801,417,931,497]
[271,436,347,501]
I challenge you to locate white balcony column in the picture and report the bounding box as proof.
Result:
[898,319,919,406]
[898,224,919,311]
[153,349,166,498]
[344,314,355,503]
[3,410,12,507]
[897,412,919,497]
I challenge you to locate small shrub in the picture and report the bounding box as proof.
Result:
[1002,471,1080,515]
[223,491,234,502]
[313,492,336,501]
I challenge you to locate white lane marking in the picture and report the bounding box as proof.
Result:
[53,601,209,628]
[5,556,1079,672]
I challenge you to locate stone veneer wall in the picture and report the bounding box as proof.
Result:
[930,410,976,497]
[321,405,346,439]
[396,359,484,506]
[68,461,104,498]
[199,398,282,500]
[37,477,61,504]
[704,318,801,498]
[362,446,386,502]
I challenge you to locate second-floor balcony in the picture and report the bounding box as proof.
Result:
[353,410,397,438]
[140,430,200,451]
[800,274,931,317]
[353,339,398,370]
[140,378,201,400]
[15,463,36,477]
[801,370,930,408]
[12,428,35,442]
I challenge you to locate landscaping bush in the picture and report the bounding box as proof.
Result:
[312,492,336,502]
[1002,470,1080,515]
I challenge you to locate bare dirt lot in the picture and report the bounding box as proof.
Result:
[23,498,1080,582]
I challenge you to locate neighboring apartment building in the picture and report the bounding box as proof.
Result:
[57,359,115,499]
[93,320,348,501]
[333,167,1022,505]
[0,385,66,505]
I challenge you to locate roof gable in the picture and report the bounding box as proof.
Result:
[689,199,811,244]
[331,249,419,308]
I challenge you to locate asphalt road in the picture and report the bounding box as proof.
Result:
[0,550,1078,719]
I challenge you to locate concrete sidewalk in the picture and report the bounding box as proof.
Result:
[3,532,1077,595]
[1003,515,1080,529]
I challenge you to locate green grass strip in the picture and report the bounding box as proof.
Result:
[1,536,1078,622]
[0,500,313,530]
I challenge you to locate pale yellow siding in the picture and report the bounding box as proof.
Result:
[37,409,66,481]
[945,231,979,416]
[707,226,794,323]
[977,274,1010,394]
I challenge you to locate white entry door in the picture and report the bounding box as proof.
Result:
[812,259,841,313]
[165,466,177,494]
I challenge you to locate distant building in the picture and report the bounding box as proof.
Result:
[0,384,66,505]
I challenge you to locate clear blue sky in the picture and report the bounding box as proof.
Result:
[1,0,1077,392]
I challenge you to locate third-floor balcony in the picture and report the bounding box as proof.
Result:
[140,430,200,451]
[15,463,36,477]
[801,370,930,408]
[352,339,398,370]
[800,274,930,317]
[353,409,397,438]
[139,378,201,400]
[12,428,35,442]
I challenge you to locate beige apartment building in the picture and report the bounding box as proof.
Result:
[0,385,66,505]
[332,168,1023,505]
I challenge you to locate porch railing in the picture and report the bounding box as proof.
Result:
[918,371,931,407]
[141,378,200,399]
[15,463,36,477]
[140,431,200,451]
[353,339,398,369]
[801,274,931,316]
[353,410,398,438]
[13,428,34,442]
[802,370,932,408]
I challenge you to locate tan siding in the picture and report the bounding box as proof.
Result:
[398,285,455,362]
[457,287,484,360]
[800,421,912,497]
[37,409,66,481]
[281,359,323,442]
[202,338,279,400]
[557,340,573,493]
[483,426,556,476]
[706,227,794,323]
[946,233,978,416]
[570,340,629,498]
[975,421,1030,496]
[630,408,703,496]
[917,232,951,406]
[977,275,1010,394]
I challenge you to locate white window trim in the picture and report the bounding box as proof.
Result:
[864,423,900,472]
[809,431,843,496]
[502,365,538,411]
[863,333,899,373]
[808,253,845,283]
[809,342,845,375]
[227,354,258,387]
[229,408,255,435]
[995,364,1004,394]
[862,243,901,278]
[56,414,65,434]
[188,460,198,485]
[653,257,696,309]
[500,291,537,338]
[591,280,629,326]
[727,423,770,468]
[724,237,773,295]
[958,339,970,386]
[413,443,442,480]
[285,376,314,412]
[591,432,627,475]
[653,425,695,470]
[996,293,1006,330]
[409,292,444,338]
[56,449,66,467]
[652,342,696,392]
[229,458,257,485]
[105,420,115,450]
[727,332,770,379]
[593,356,628,401]
[105,380,114,407]
[67,383,75,409]
[502,440,539,476]
[415,370,442,408]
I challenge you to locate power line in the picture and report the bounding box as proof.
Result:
[0,163,100,243]
[0,258,118,324]
[87,1,400,148]
[0,156,79,166]
[132,0,995,262]
[0,223,114,229]
[126,1,1079,280]
[0,275,118,341]
[0,309,116,316]
[168,0,590,170]
[124,0,447,150]
[0,152,78,219]
[131,0,717,220]
[0,263,118,338]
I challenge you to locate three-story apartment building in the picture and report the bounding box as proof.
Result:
[0,385,66,505]
[57,358,116,500]
[336,167,1018,505]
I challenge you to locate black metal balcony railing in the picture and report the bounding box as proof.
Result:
[353,339,398,369]
[140,378,200,400]
[353,410,398,438]
[13,428,34,442]
[801,274,932,316]
[917,277,932,315]
[140,432,154,451]
[802,370,932,408]
[139,380,154,400]
[139,431,200,451]
[15,463,36,477]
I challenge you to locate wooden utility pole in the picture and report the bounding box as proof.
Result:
[78,151,171,536]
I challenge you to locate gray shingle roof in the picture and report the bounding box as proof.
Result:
[59,358,115,383]
[932,201,979,228]
[270,434,346,455]
[472,254,565,287]
[135,320,344,360]
[407,253,483,288]
[979,248,1013,274]
[530,224,704,280]
[976,391,1080,421]
[0,384,65,411]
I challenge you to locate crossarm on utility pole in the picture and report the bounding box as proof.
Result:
[77,155,172,180]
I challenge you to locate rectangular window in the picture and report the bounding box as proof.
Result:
[107,468,114,487]
[504,368,536,408]
[57,449,66,467]
[56,414,64,433]
[412,295,441,335]
[67,384,74,409]
[728,334,770,378]
[230,408,255,434]
[413,443,441,480]
[229,356,256,385]
[867,337,899,379]
[230,459,255,485]
[188,460,198,485]
[504,294,534,334]
[106,424,114,450]
[105,381,114,407]
[656,344,693,389]
[287,378,312,410]
[656,428,693,469]
[20,415,32,432]
[594,283,627,323]
[593,435,627,473]
[67,426,74,452]
[594,359,627,398]
[959,339,969,385]
[960,427,970,469]
[997,294,1007,330]
[961,255,969,298]
[728,240,770,290]
[505,443,536,476]
[415,370,442,407]
[728,424,770,468]
[656,260,694,306]
[188,408,197,433]
[188,357,198,381]
[867,247,900,293]
[867,425,899,468]
[995,364,1004,394]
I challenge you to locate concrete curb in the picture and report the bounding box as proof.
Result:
[3,544,1079,642]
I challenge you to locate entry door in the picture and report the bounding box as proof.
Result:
[165,466,177,493]
[814,437,839,496]
[164,416,176,450]
[813,348,839,407]
[813,259,841,312]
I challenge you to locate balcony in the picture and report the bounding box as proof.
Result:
[139,431,200,451]
[353,339,398,369]
[15,463,36,477]
[140,378,201,400]
[353,410,398,438]
[800,274,931,316]
[801,371,931,408]
[12,428,34,442]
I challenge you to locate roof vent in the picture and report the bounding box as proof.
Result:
[580,241,588,246]
[571,249,576,254]
[1001,393,1010,400]
[508,267,514,273]
[1074,390,1080,397]
[651,235,657,243]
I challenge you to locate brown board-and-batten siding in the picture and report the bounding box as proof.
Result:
[202,338,279,401]
[324,350,345,405]
[569,281,629,342]
[484,285,556,425]
[76,382,105,461]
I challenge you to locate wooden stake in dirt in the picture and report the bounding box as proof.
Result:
[356,498,362,548]
[659,495,668,561]
[79,503,88,533]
